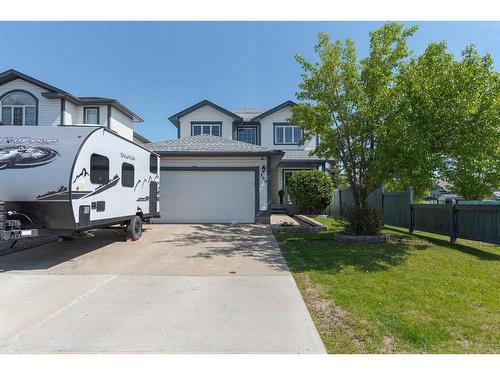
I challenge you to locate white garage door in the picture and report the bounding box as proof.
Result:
[157,170,256,224]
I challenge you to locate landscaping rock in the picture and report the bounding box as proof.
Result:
[295,215,327,228]
[271,224,326,233]
[333,233,389,244]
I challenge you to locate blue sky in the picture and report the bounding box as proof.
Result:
[0,21,498,141]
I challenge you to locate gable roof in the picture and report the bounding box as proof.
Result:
[232,108,264,122]
[251,100,296,121]
[0,69,143,122]
[281,150,327,162]
[168,100,243,127]
[146,134,283,156]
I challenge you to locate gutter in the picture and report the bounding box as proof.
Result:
[151,151,285,157]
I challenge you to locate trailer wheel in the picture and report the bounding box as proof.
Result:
[127,215,142,241]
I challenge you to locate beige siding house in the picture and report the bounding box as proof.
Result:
[146,100,327,224]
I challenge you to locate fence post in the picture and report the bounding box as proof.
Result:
[409,204,414,234]
[381,185,385,218]
[450,203,457,243]
[408,188,414,230]
[339,189,342,218]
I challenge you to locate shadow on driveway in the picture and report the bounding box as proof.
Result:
[0,229,129,273]
[152,224,289,272]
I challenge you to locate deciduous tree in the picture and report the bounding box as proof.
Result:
[291,23,417,208]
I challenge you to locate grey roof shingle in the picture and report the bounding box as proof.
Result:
[232,108,264,122]
[146,135,282,155]
[282,149,326,162]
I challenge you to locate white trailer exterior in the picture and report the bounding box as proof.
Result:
[0,125,159,240]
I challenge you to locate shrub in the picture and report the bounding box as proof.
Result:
[343,205,384,235]
[287,170,334,214]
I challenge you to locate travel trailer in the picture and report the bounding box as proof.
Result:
[0,125,160,241]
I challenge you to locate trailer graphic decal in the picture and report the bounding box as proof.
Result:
[79,175,120,199]
[36,186,69,201]
[0,145,59,170]
[72,168,90,183]
[133,174,159,192]
[70,191,92,199]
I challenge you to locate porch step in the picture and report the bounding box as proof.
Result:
[272,204,288,214]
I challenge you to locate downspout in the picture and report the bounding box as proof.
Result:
[267,156,272,214]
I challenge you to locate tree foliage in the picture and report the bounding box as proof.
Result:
[387,42,500,200]
[291,23,418,208]
[292,22,499,206]
[326,162,348,189]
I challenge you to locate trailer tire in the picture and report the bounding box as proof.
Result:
[127,215,142,241]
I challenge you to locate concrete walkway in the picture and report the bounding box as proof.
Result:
[0,224,325,353]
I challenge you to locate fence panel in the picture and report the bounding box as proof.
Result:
[329,187,383,218]
[329,190,341,217]
[368,186,384,210]
[328,186,499,244]
[383,190,412,228]
[410,204,500,244]
[455,205,500,244]
[411,205,451,236]
[340,188,354,212]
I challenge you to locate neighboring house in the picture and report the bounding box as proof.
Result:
[147,100,327,224]
[0,69,143,140]
[427,180,461,204]
[492,191,500,201]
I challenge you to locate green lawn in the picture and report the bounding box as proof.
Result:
[276,216,500,353]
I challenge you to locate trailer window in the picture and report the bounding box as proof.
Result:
[150,155,158,174]
[121,162,135,188]
[90,154,109,185]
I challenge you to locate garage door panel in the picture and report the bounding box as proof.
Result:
[157,170,255,224]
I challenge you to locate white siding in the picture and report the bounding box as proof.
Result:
[176,104,317,152]
[178,105,234,139]
[0,78,61,126]
[161,157,268,212]
[75,105,107,126]
[259,106,316,150]
[110,107,134,140]
[64,100,77,125]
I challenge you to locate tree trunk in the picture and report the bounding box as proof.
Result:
[352,185,369,209]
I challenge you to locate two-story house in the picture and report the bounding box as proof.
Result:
[0,69,143,140]
[147,100,326,224]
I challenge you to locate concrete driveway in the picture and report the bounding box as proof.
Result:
[0,224,325,353]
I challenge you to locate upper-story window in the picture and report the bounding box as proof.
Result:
[0,91,37,126]
[84,107,100,124]
[274,123,303,145]
[191,122,221,137]
[237,127,257,145]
